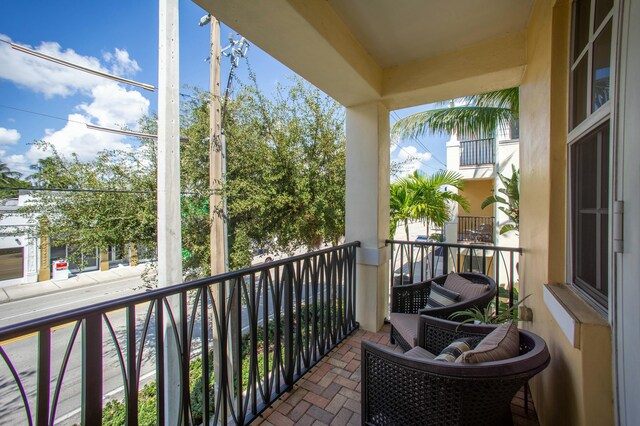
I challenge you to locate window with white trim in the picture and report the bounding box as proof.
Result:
[568,0,614,312]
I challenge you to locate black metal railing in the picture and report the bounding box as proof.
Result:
[0,242,359,426]
[460,138,495,166]
[387,240,521,314]
[458,216,495,243]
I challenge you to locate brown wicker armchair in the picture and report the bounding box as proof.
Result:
[390,272,497,351]
[363,316,550,426]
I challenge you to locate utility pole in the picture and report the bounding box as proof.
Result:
[206,15,225,276]
[158,0,182,423]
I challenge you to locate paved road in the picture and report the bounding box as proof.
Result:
[0,273,297,425]
[2,287,272,425]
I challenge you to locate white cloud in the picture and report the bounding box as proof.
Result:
[394,145,432,177]
[104,48,141,77]
[4,153,31,176]
[6,82,149,174]
[0,127,20,145]
[0,34,142,98]
[0,35,150,175]
[78,83,150,127]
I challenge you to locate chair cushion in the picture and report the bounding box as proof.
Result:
[404,345,436,360]
[433,337,481,362]
[443,273,489,301]
[456,321,520,363]
[390,312,419,347]
[425,285,460,309]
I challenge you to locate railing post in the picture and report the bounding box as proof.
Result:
[82,314,103,426]
[36,328,51,426]
[283,263,294,388]
[126,306,138,426]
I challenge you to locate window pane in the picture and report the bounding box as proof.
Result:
[571,121,610,308]
[573,0,591,61]
[595,0,613,29]
[577,132,598,208]
[571,57,589,129]
[600,121,610,207]
[0,248,24,281]
[592,21,612,112]
[576,213,597,285]
[600,213,609,296]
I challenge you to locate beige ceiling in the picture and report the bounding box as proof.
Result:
[194,0,534,108]
[328,0,534,68]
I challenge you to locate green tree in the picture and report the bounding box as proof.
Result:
[481,165,519,235]
[224,78,346,268]
[391,88,519,141]
[24,140,158,269]
[0,161,28,198]
[390,170,469,239]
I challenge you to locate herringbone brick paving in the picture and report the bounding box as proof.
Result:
[252,325,539,426]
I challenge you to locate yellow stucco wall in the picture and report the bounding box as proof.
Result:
[519,0,614,424]
[458,179,494,217]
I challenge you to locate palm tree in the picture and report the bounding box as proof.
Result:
[391,88,519,141]
[481,165,519,235]
[0,161,21,185]
[407,170,470,237]
[390,170,470,239]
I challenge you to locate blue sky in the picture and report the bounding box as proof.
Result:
[0,0,447,178]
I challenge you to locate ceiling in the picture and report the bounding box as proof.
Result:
[328,0,534,68]
[194,0,534,108]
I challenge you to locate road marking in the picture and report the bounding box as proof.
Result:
[0,287,138,323]
[0,307,127,346]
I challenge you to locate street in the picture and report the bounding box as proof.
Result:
[0,271,318,425]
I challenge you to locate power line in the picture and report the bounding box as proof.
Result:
[0,104,188,142]
[391,111,448,168]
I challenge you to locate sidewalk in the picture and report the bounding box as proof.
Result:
[0,263,147,305]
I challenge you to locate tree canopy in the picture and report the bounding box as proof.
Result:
[13,77,346,277]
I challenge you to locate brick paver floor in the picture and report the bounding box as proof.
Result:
[252,325,539,426]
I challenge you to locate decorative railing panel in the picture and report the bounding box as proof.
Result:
[460,138,495,166]
[458,216,495,243]
[387,240,521,314]
[0,242,359,425]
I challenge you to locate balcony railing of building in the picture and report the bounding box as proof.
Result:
[387,240,521,314]
[0,242,359,426]
[460,138,495,166]
[458,216,495,243]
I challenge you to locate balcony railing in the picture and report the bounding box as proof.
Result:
[460,138,495,166]
[458,216,495,243]
[387,240,521,314]
[0,242,359,425]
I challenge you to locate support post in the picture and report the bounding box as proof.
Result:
[158,0,183,423]
[345,102,390,332]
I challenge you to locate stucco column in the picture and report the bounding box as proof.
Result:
[346,101,390,332]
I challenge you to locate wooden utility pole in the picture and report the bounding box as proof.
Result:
[209,16,225,276]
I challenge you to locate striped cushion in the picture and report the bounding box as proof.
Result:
[456,321,520,363]
[425,284,460,309]
[443,273,489,301]
[434,337,481,362]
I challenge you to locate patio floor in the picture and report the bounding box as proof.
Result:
[252,324,539,426]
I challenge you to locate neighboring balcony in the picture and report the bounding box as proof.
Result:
[459,138,495,167]
[458,216,495,244]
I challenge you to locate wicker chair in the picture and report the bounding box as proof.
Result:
[390,272,497,351]
[363,316,550,426]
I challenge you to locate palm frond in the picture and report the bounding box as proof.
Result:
[392,106,516,141]
[463,88,519,114]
